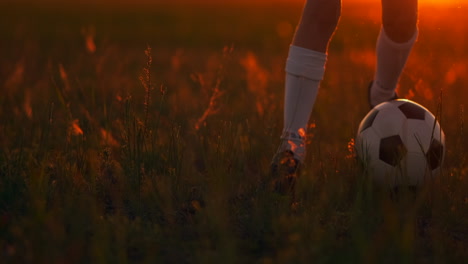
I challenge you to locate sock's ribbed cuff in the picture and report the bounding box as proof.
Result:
[286,45,327,80]
[379,26,419,50]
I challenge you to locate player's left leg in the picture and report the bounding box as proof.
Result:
[369,0,419,107]
[271,0,341,197]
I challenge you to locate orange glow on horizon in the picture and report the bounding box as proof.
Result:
[2,0,465,6]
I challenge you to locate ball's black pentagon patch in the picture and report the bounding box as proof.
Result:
[426,139,444,170]
[360,109,379,133]
[379,135,407,166]
[398,102,426,120]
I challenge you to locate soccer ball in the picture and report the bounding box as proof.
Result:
[355,99,445,187]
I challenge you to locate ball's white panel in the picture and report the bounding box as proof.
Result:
[424,110,436,125]
[355,128,380,163]
[371,107,405,138]
[374,99,406,110]
[401,119,432,153]
[432,125,445,145]
[424,112,445,144]
[404,152,430,186]
[358,108,379,134]
[421,110,446,170]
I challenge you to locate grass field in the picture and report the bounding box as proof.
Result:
[1,2,467,263]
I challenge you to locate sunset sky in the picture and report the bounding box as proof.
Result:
[3,0,465,5]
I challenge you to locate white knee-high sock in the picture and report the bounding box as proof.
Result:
[370,27,418,106]
[279,45,327,162]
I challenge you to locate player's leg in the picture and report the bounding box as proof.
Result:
[293,0,342,53]
[271,0,341,195]
[370,0,419,107]
[278,0,341,161]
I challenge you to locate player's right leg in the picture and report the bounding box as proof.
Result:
[271,0,341,197]
[369,0,419,108]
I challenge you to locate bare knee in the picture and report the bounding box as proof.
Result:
[301,0,341,31]
[383,15,418,43]
[382,0,418,42]
[292,0,341,52]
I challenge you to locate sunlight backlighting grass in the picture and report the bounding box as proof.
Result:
[0,2,467,263]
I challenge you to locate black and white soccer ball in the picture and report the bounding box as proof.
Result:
[355,99,445,187]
